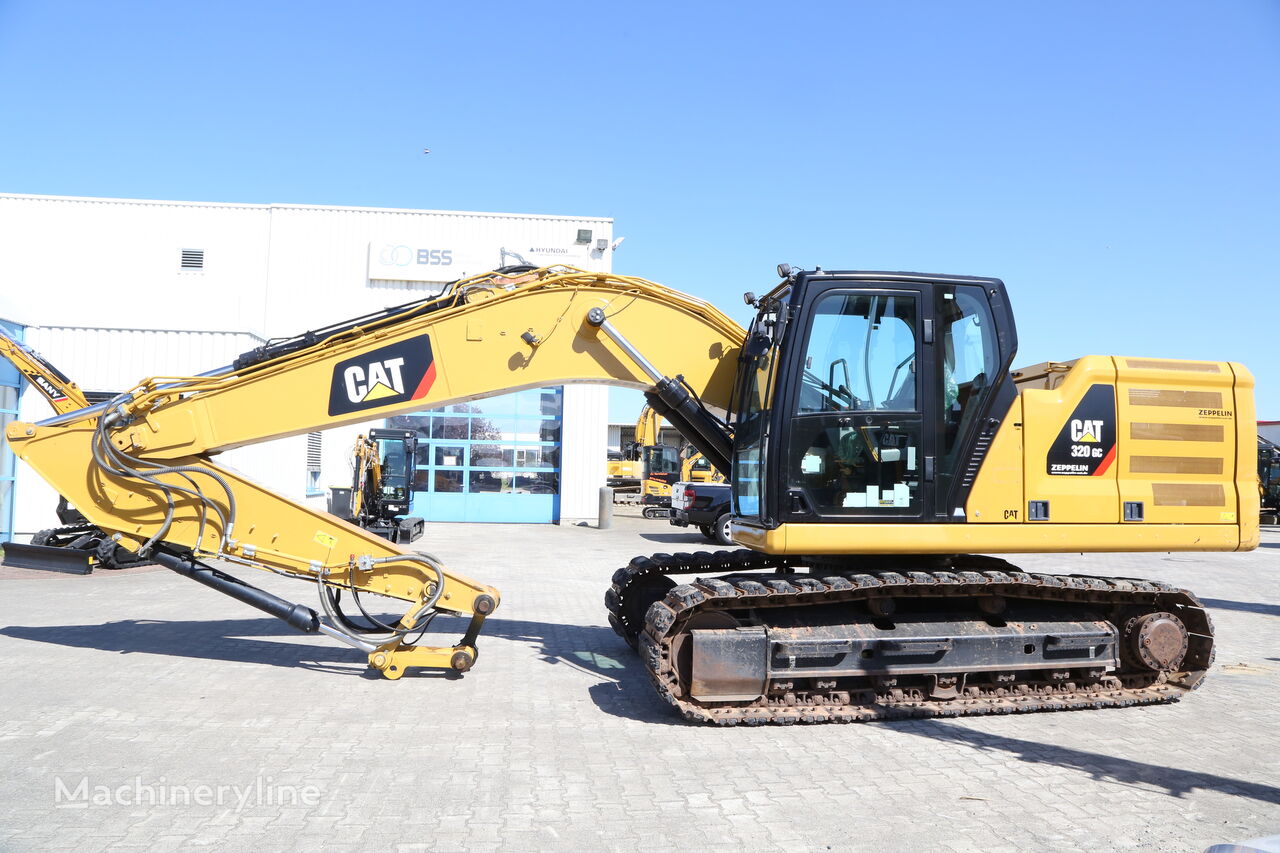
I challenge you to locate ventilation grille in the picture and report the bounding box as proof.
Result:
[959,433,994,489]
[306,432,322,470]
[180,249,205,270]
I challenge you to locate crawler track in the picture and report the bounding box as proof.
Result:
[606,550,1214,726]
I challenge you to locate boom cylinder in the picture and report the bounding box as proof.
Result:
[645,378,733,476]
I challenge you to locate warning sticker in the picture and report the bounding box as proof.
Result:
[1047,384,1117,476]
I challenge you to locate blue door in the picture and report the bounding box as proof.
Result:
[388,387,563,523]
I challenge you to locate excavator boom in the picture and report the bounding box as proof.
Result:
[6,266,745,677]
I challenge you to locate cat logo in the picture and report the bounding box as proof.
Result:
[343,357,407,404]
[1047,384,1117,477]
[328,336,437,416]
[1070,419,1104,443]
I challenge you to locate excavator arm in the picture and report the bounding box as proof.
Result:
[0,329,89,415]
[5,266,745,677]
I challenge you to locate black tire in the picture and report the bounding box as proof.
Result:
[713,513,733,546]
[698,524,713,540]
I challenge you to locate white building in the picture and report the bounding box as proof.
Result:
[0,193,616,541]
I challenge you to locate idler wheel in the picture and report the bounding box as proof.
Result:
[1127,611,1189,671]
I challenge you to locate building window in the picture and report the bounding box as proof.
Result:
[388,388,562,522]
[180,248,205,270]
[305,432,323,496]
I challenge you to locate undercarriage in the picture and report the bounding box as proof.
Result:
[607,550,1213,725]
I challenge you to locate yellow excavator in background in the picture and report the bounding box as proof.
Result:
[4,265,1257,724]
[0,331,151,571]
[608,404,724,517]
[682,447,725,485]
[0,329,89,416]
[336,429,426,544]
[605,404,675,494]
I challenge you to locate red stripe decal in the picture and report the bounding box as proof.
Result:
[1093,445,1117,476]
[411,360,437,400]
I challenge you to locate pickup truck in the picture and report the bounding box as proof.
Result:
[667,481,733,545]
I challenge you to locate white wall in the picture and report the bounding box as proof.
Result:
[0,196,270,335]
[259,203,612,337]
[559,384,609,522]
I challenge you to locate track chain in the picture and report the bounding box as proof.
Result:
[606,549,1215,726]
[27,524,152,569]
[30,523,99,548]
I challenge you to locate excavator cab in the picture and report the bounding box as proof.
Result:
[350,428,424,544]
[732,271,1017,537]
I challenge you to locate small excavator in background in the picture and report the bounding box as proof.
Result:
[332,429,425,544]
[0,331,149,571]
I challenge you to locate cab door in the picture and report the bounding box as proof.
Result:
[779,286,935,521]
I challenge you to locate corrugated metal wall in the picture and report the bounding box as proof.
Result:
[24,326,260,392]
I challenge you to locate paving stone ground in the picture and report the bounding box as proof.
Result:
[0,515,1277,852]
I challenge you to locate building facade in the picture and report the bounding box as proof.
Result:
[0,193,614,540]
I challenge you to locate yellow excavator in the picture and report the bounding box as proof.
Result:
[4,265,1256,724]
[618,404,725,517]
[606,405,675,492]
[0,329,88,416]
[607,404,721,517]
[0,331,151,571]
[682,448,724,485]
[338,429,425,544]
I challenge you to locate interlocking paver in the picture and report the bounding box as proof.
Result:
[1,516,1277,851]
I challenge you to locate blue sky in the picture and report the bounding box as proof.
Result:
[1,1,1276,421]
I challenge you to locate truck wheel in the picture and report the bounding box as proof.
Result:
[698,524,713,540]
[713,513,733,546]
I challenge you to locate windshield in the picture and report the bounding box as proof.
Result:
[644,445,681,477]
[379,442,409,482]
[796,293,917,414]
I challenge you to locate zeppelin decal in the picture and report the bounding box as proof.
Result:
[1047,383,1117,476]
[327,335,437,416]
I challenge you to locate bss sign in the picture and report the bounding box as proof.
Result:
[416,249,453,265]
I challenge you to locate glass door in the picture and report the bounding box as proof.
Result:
[784,290,928,518]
